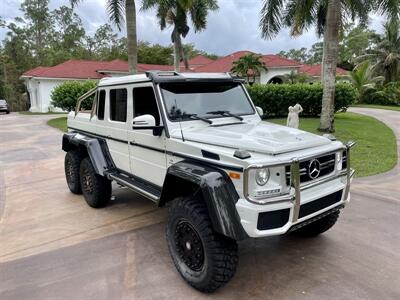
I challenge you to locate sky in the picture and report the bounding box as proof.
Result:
[0,0,386,56]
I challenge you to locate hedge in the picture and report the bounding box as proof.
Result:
[51,80,97,112]
[246,83,357,117]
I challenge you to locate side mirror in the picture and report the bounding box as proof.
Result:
[256,106,264,117]
[132,114,156,127]
[132,114,164,136]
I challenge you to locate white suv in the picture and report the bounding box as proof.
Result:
[63,71,355,292]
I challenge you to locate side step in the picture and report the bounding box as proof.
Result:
[108,172,161,202]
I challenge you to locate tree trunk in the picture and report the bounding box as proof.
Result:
[172,28,180,72]
[179,42,189,70]
[318,0,341,133]
[126,0,137,74]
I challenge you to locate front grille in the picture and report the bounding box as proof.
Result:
[299,190,343,218]
[286,153,336,185]
[342,150,347,169]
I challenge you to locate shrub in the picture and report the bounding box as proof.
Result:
[361,82,400,106]
[246,83,357,117]
[51,80,97,112]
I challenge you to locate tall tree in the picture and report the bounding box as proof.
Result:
[260,0,372,132]
[71,0,138,74]
[20,0,53,65]
[141,0,218,72]
[230,53,268,83]
[360,20,400,83]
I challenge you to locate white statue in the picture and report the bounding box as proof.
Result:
[287,103,303,129]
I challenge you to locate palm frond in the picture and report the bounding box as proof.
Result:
[70,0,81,8]
[375,0,400,20]
[106,0,125,30]
[259,0,286,39]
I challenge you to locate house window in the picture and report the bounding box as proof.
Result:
[97,90,106,120]
[110,88,127,122]
[133,87,160,125]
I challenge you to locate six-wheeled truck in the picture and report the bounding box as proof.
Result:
[62,71,355,292]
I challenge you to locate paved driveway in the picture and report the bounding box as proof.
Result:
[0,111,399,299]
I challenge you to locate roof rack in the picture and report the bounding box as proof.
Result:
[145,71,243,83]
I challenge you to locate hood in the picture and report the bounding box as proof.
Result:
[171,121,331,155]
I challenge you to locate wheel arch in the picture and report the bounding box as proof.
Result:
[62,133,114,176]
[159,160,248,241]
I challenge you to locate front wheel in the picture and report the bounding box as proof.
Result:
[79,157,111,208]
[166,197,238,293]
[293,211,340,237]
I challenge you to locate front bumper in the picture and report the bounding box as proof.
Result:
[236,141,356,238]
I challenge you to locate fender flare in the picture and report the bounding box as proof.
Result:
[62,133,114,176]
[159,160,248,241]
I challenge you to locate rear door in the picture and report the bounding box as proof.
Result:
[127,84,167,186]
[106,87,130,173]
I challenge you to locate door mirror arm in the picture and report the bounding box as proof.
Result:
[132,125,164,136]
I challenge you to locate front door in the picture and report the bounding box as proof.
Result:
[128,84,167,187]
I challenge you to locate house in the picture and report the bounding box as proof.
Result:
[21,52,347,112]
[194,51,302,84]
[21,60,174,112]
[299,64,348,80]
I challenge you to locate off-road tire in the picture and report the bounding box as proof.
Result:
[64,150,84,194]
[6,111,10,114]
[166,197,238,293]
[79,157,111,208]
[294,211,340,237]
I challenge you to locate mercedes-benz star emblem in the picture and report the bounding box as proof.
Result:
[308,159,321,179]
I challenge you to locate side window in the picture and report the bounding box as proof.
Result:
[110,88,127,122]
[97,90,106,120]
[133,87,160,125]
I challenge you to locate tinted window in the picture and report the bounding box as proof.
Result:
[110,89,127,122]
[133,87,160,125]
[160,82,254,121]
[97,90,106,120]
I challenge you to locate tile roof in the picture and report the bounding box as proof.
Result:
[21,59,174,79]
[299,64,348,76]
[194,51,302,73]
[180,54,215,69]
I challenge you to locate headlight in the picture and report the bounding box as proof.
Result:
[255,168,270,186]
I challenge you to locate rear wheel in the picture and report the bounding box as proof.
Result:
[294,211,340,237]
[64,150,83,194]
[79,157,111,208]
[166,197,238,293]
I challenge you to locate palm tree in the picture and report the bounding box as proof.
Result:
[230,53,268,83]
[71,0,138,74]
[360,21,400,83]
[348,61,384,101]
[283,70,310,84]
[259,0,397,132]
[141,0,218,72]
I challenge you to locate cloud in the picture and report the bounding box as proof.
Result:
[0,0,387,56]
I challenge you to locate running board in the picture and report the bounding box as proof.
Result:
[108,172,161,202]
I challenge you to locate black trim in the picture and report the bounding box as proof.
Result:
[112,168,162,198]
[69,127,243,172]
[299,190,343,218]
[257,209,290,230]
[201,150,220,161]
[68,127,128,145]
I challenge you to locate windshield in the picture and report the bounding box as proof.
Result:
[160,82,255,121]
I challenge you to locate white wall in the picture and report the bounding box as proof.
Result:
[260,67,299,84]
[25,78,86,112]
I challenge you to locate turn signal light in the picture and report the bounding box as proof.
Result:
[229,172,241,180]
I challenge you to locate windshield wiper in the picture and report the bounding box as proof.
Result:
[173,113,212,124]
[206,110,244,121]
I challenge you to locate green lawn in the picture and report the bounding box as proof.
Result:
[47,116,67,132]
[47,113,398,177]
[19,111,68,115]
[351,104,400,112]
[268,112,397,177]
